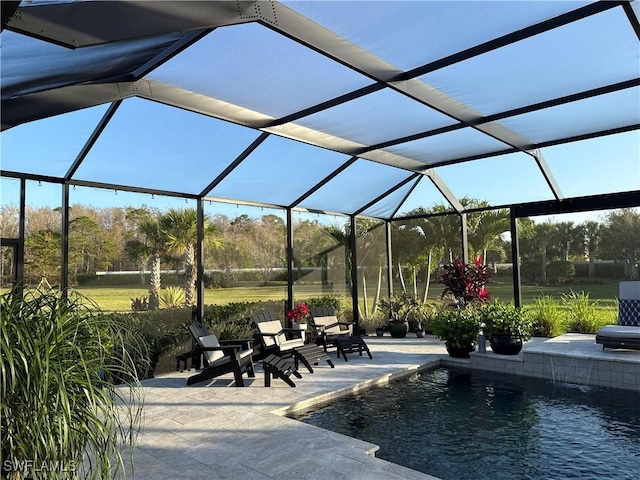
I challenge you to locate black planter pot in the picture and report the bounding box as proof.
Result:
[445,343,475,358]
[388,321,409,338]
[490,334,523,355]
[375,328,385,337]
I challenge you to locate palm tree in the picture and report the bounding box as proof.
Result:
[534,221,557,284]
[128,217,168,310]
[467,208,510,264]
[553,221,580,262]
[161,208,223,307]
[580,221,601,279]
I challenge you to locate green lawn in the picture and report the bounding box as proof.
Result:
[73,278,620,312]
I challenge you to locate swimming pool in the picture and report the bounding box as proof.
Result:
[291,368,640,480]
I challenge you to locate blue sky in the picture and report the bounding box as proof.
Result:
[0,1,638,225]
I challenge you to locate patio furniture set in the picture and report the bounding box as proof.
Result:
[180,308,373,387]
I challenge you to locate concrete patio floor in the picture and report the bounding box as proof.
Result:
[122,334,639,479]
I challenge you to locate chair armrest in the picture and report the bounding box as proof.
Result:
[220,338,254,349]
[196,345,243,359]
[314,322,343,331]
[254,330,283,338]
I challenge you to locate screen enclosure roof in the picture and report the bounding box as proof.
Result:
[1,0,639,220]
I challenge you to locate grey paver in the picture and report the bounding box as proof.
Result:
[118,334,639,479]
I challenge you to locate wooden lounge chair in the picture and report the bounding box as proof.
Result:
[252,313,305,358]
[252,313,334,373]
[309,306,354,353]
[186,322,255,386]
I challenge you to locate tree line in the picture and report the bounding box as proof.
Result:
[1,202,638,307]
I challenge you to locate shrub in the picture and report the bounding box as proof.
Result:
[201,300,286,339]
[527,294,566,337]
[479,301,533,341]
[305,295,343,317]
[562,290,612,333]
[113,307,193,362]
[1,286,145,479]
[546,260,575,284]
[131,296,149,311]
[520,261,540,283]
[159,286,186,308]
[431,306,481,348]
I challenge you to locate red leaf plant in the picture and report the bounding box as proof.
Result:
[440,255,491,307]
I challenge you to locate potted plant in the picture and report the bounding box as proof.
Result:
[414,317,426,338]
[379,292,419,338]
[414,304,436,338]
[431,306,481,358]
[479,301,533,355]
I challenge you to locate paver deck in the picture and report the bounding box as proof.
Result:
[122,334,639,479]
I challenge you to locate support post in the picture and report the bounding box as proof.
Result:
[385,220,393,296]
[510,208,522,308]
[17,178,25,288]
[350,215,359,334]
[461,213,469,264]
[61,182,69,295]
[196,198,205,323]
[286,208,294,313]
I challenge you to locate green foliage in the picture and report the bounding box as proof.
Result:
[111,307,193,360]
[159,286,185,309]
[24,229,61,285]
[201,300,286,340]
[572,262,626,279]
[414,303,438,332]
[526,294,566,337]
[305,295,343,317]
[562,290,614,333]
[520,261,540,284]
[479,301,533,341]
[1,286,145,479]
[431,306,481,348]
[131,296,149,311]
[379,291,419,323]
[546,260,575,284]
[357,313,385,335]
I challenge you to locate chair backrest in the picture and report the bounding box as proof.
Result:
[196,333,225,365]
[255,320,286,348]
[312,315,343,334]
[252,311,279,324]
[309,306,335,318]
[189,321,210,339]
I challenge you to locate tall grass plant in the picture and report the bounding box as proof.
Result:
[562,290,615,333]
[527,294,566,337]
[1,287,145,479]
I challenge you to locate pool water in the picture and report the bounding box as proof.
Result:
[291,368,640,480]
